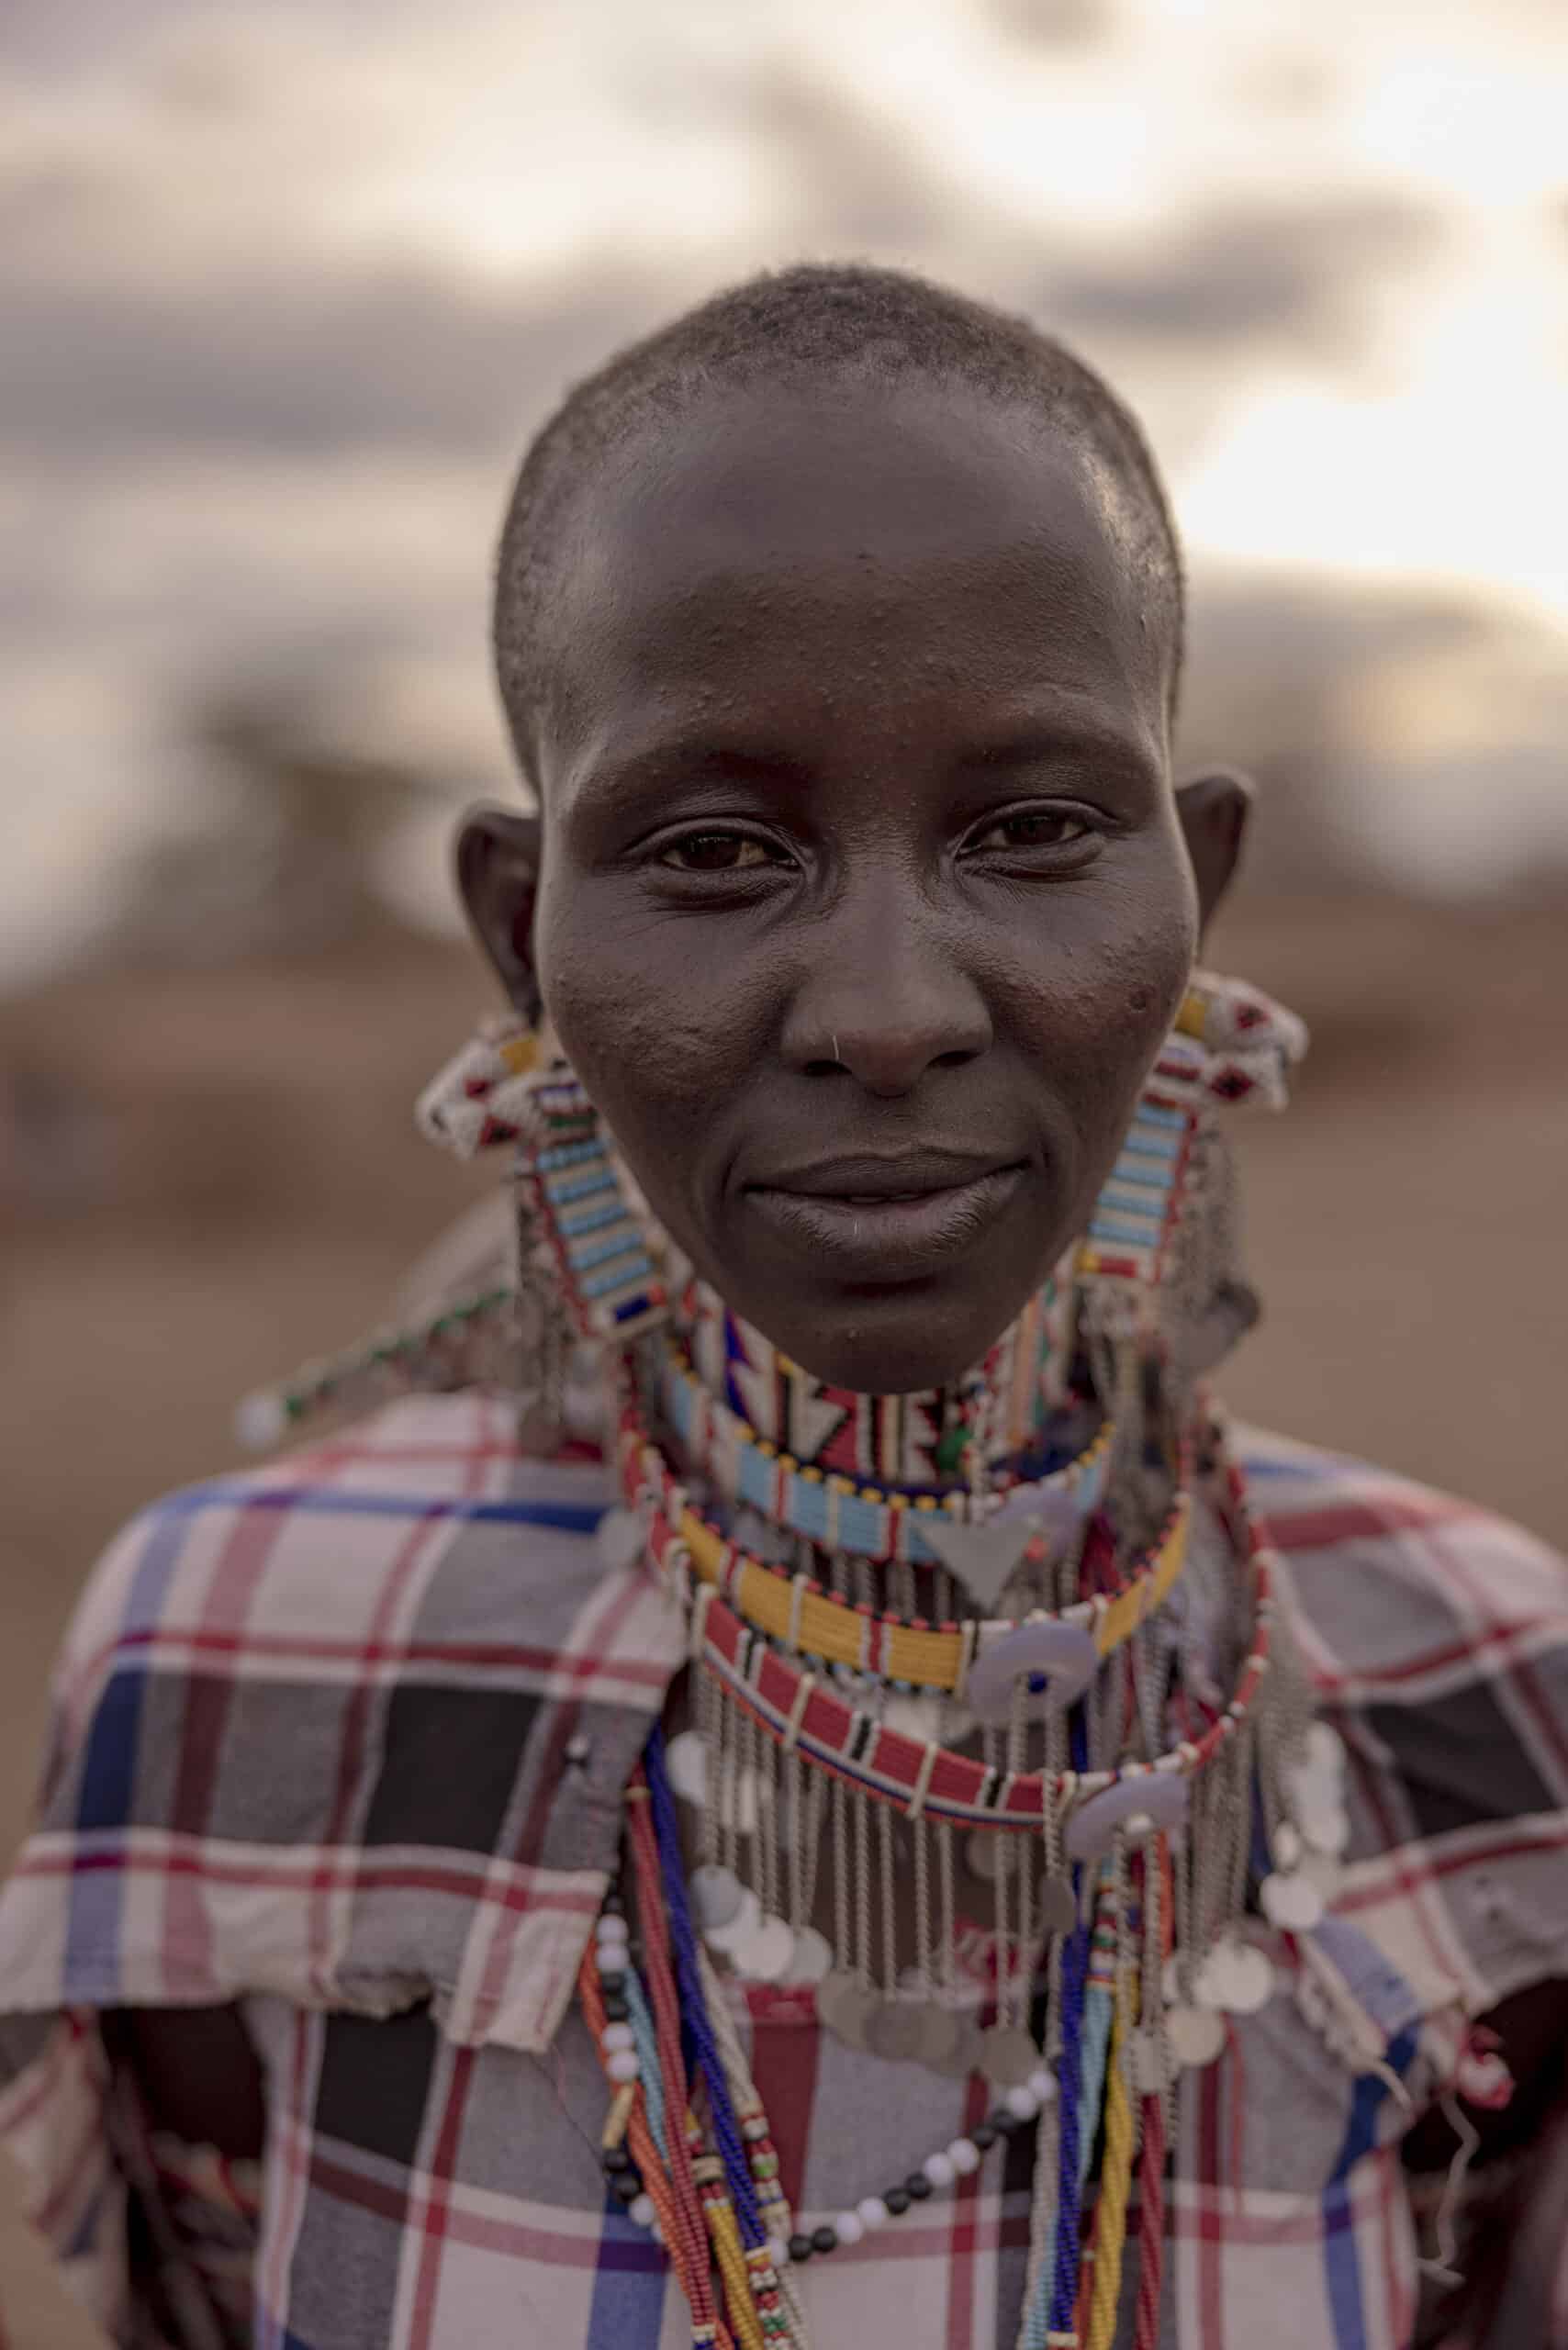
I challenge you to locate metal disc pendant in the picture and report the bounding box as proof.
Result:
[1037,1874,1079,1935]
[966,1830,1003,1882]
[1260,1869,1327,1932]
[704,1886,761,1956]
[817,1971,878,2051]
[733,1913,796,1983]
[980,2024,1040,2087]
[915,2006,975,2076]
[966,1619,1099,1726]
[1298,1796,1350,1857]
[865,2001,927,2063]
[597,1506,644,1573]
[1300,1848,1344,1904]
[783,1926,834,1986]
[1125,2025,1171,2098]
[1166,2003,1227,2069]
[920,1519,1034,1615]
[1194,1937,1275,2017]
[690,1863,743,1931]
[664,1729,707,1807]
[1064,1771,1190,1862]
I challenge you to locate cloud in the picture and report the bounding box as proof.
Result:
[1040,195,1448,361]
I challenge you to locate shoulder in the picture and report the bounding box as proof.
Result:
[4,1389,681,2034]
[1235,1420,1568,1706]
[50,1389,672,1753]
[1239,1423,1568,2011]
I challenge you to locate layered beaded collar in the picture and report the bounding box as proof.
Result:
[668,1265,1081,1496]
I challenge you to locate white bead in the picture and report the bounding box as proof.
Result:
[1004,2083,1041,2121]
[629,2193,655,2228]
[923,2151,957,2189]
[596,1918,630,1948]
[601,2022,634,2053]
[606,2048,640,2084]
[1025,2065,1058,2106]
[767,2236,790,2268]
[834,2211,865,2246]
[856,2197,890,2232]
[946,2138,980,2176]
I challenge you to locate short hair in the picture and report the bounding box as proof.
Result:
[493,263,1184,778]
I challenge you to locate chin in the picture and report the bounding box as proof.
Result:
[745,1280,1019,1395]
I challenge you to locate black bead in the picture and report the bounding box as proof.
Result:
[602,1994,631,2022]
[970,2121,999,2151]
[991,2104,1028,2133]
[602,2147,633,2176]
[611,2171,642,2203]
[598,1968,627,1994]
[602,1890,625,1918]
[903,2174,933,2200]
[884,2187,911,2216]
[811,2225,839,2255]
[788,2233,813,2265]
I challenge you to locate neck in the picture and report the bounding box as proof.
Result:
[666,1260,1084,1500]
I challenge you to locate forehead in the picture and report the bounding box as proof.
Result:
[538,379,1169,776]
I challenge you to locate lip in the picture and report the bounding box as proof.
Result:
[744,1159,1026,1276]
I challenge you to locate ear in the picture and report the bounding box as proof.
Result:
[1175,768,1253,940]
[455,803,543,1021]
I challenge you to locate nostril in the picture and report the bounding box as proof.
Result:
[803,1058,846,1078]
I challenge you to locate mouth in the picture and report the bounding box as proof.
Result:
[743,1153,1028,1277]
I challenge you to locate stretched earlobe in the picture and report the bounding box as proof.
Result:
[455,803,544,1021]
[1175,769,1253,940]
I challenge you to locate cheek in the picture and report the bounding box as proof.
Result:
[1000,876,1195,1181]
[535,884,767,1189]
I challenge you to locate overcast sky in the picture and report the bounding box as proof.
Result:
[5,0,1567,977]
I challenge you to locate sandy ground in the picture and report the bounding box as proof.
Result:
[2,893,1565,2344]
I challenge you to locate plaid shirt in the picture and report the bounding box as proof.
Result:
[4,1390,1568,2350]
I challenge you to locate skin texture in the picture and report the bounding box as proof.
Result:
[469,378,1239,1393]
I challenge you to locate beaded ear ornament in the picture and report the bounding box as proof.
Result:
[237,971,1352,2350]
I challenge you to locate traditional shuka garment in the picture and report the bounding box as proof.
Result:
[4,1388,1568,2350]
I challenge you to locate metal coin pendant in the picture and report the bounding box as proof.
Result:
[1064,1771,1190,1862]
[1260,1869,1327,1932]
[1166,2003,1227,2069]
[704,1886,761,1956]
[1037,1874,1079,1935]
[817,1971,878,2051]
[980,2024,1040,2088]
[783,1926,834,1986]
[733,1913,796,1984]
[865,2001,927,2063]
[914,2006,974,2076]
[965,1830,1003,1882]
[690,1863,743,1930]
[1194,1937,1275,2017]
[664,1729,707,1807]
[1125,2025,1171,2098]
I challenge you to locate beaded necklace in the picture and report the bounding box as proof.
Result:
[241,967,1322,2350]
[623,1413,1190,1696]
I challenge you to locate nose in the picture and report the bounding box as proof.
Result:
[778,879,992,1096]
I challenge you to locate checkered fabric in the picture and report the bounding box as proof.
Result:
[3,1391,1568,2350]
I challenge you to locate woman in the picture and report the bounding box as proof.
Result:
[3,264,1565,2350]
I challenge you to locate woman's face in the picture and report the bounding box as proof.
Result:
[516,379,1203,1393]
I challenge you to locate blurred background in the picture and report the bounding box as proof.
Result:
[3,3,1566,2334]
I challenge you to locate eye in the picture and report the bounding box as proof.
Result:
[656,829,782,873]
[966,806,1093,855]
